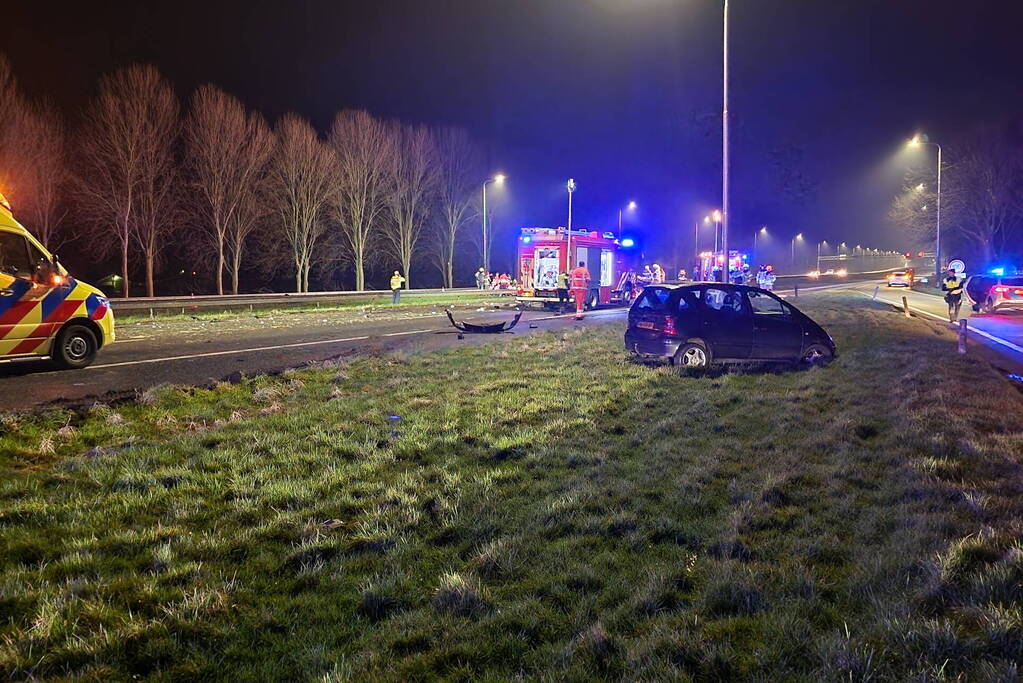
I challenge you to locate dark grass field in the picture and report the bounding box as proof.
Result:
[2,291,1023,680]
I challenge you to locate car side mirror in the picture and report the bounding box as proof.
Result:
[35,258,64,286]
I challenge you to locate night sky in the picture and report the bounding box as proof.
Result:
[4,0,1023,272]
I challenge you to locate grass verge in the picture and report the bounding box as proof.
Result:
[2,291,1022,679]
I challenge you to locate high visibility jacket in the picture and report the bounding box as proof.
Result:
[942,276,963,296]
[390,274,405,290]
[557,272,570,289]
[570,267,590,290]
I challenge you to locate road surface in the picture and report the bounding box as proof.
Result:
[0,305,630,411]
[850,280,1023,372]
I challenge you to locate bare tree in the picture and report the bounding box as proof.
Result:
[890,121,1023,263]
[267,114,334,292]
[430,126,481,287]
[327,110,394,291]
[16,102,68,251]
[384,123,439,289]
[944,123,1023,262]
[186,85,274,294]
[76,65,179,297]
[0,59,67,250]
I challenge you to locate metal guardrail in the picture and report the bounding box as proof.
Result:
[110,287,485,316]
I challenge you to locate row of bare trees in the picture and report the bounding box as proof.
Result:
[0,57,486,296]
[889,120,1023,265]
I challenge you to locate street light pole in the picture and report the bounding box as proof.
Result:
[566,179,577,271]
[617,200,636,240]
[753,227,766,265]
[720,0,730,283]
[480,174,505,274]
[908,135,943,286]
[791,233,803,268]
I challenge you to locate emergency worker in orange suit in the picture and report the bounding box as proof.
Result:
[569,260,591,320]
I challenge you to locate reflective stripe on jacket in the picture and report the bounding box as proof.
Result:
[570,267,590,290]
[390,275,405,290]
[942,276,963,296]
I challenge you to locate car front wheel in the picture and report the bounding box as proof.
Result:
[982,297,996,314]
[800,343,833,367]
[673,342,709,369]
[53,324,98,369]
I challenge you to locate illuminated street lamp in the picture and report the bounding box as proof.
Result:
[617,200,637,240]
[481,174,505,273]
[753,226,767,264]
[791,233,803,266]
[711,210,723,257]
[566,178,577,270]
[817,240,828,272]
[907,134,942,285]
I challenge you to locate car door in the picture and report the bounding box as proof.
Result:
[0,229,47,352]
[746,289,803,360]
[698,287,752,360]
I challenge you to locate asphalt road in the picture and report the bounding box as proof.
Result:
[0,306,631,411]
[849,280,1023,372]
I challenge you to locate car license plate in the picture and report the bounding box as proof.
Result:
[637,321,655,330]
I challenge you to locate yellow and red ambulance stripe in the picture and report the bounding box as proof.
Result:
[0,279,109,357]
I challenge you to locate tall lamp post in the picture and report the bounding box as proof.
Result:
[817,240,827,272]
[907,134,942,285]
[753,226,767,265]
[791,233,803,269]
[480,174,505,273]
[617,200,637,240]
[720,0,731,284]
[711,209,722,254]
[566,178,577,269]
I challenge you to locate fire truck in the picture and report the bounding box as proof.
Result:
[514,226,637,310]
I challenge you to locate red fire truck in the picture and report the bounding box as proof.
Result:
[514,226,637,310]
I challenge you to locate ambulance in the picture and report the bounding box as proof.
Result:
[0,192,114,368]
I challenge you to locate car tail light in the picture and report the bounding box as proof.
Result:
[994,285,1009,293]
[663,315,678,337]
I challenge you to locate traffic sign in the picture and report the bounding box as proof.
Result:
[948,259,965,274]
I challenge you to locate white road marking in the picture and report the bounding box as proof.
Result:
[88,335,372,369]
[862,291,1023,355]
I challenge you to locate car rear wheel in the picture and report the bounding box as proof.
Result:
[53,324,98,369]
[800,343,833,367]
[673,342,709,369]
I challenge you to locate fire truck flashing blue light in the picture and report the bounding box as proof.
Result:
[620,237,635,248]
[521,235,531,244]
[990,267,1005,275]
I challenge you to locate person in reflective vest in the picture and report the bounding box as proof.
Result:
[390,270,405,304]
[941,268,963,322]
[570,261,591,320]
[557,270,570,311]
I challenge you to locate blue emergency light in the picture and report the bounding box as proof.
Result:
[620,237,635,248]
[521,235,531,244]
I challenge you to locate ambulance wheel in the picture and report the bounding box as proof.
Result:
[586,290,599,310]
[53,324,98,369]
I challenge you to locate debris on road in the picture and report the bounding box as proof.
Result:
[445,309,522,334]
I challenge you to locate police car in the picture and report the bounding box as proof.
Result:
[0,193,115,368]
[965,271,1023,314]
